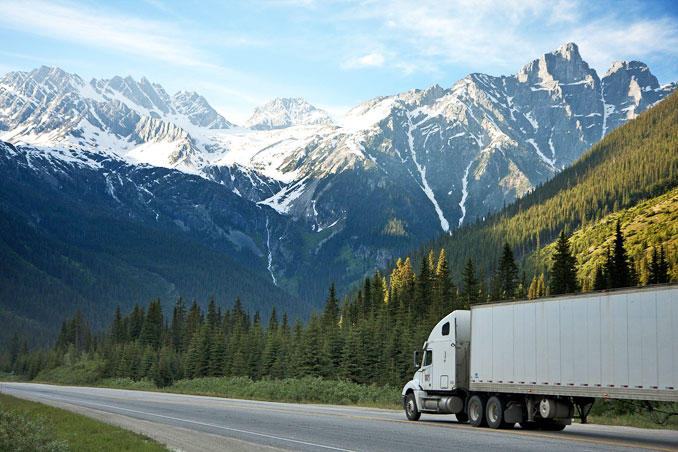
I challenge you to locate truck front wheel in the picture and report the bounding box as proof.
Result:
[468,395,487,427]
[405,393,421,421]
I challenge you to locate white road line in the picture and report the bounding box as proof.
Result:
[21,392,357,452]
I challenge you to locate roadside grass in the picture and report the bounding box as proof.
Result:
[584,414,678,430]
[101,375,402,408]
[0,393,170,451]
[35,359,104,385]
[587,399,678,430]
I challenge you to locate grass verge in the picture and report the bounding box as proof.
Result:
[0,393,170,451]
[100,376,402,409]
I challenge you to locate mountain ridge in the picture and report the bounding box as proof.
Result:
[245,97,333,129]
[0,43,675,343]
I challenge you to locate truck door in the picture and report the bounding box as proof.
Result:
[422,350,433,389]
[432,321,455,390]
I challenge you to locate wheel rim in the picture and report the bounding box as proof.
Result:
[488,402,498,423]
[407,399,415,416]
[470,400,480,421]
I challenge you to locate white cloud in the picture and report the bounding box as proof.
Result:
[344,52,386,69]
[334,0,678,78]
[570,17,678,76]
[0,0,212,68]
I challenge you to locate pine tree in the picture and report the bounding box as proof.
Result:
[152,347,174,388]
[340,325,363,383]
[593,264,607,290]
[184,300,203,352]
[268,308,279,333]
[261,327,281,378]
[431,249,455,319]
[170,297,186,353]
[416,257,432,318]
[111,305,126,344]
[537,273,547,297]
[206,297,219,331]
[528,275,537,299]
[649,246,670,284]
[139,346,156,378]
[658,247,670,283]
[208,331,226,377]
[550,230,579,295]
[248,314,265,379]
[322,283,340,329]
[496,242,519,300]
[292,314,323,377]
[610,220,631,288]
[461,258,479,306]
[129,304,145,341]
[362,278,372,318]
[140,300,163,350]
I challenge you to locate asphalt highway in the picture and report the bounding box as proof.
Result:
[1,383,676,452]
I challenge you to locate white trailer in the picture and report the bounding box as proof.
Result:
[401,284,678,430]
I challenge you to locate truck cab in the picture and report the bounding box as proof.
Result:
[402,311,470,420]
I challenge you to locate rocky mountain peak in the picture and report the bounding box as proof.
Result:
[517,42,595,85]
[245,97,333,130]
[603,61,659,91]
[555,42,581,60]
[172,91,234,129]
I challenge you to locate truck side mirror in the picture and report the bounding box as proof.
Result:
[413,349,421,369]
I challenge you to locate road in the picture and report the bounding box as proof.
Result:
[1,383,676,452]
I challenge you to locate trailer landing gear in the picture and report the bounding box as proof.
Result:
[573,397,595,424]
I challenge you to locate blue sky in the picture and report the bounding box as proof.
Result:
[0,0,676,124]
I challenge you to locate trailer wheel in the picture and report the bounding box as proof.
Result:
[468,395,487,427]
[455,411,468,423]
[486,396,508,429]
[405,393,421,421]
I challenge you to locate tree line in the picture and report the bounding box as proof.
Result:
[3,221,674,388]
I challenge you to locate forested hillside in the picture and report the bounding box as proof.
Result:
[0,153,306,349]
[523,187,678,287]
[421,91,678,283]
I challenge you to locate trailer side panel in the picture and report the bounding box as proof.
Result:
[469,286,678,402]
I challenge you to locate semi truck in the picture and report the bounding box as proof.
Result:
[401,284,678,430]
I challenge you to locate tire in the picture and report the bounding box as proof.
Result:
[405,393,421,421]
[486,396,507,429]
[467,395,487,427]
[455,411,469,423]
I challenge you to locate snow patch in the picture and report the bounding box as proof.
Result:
[259,179,306,214]
[524,111,539,130]
[406,111,450,233]
[548,136,556,162]
[527,138,555,168]
[458,160,473,227]
[265,217,277,286]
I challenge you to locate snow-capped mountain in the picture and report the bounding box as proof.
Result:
[245,97,333,129]
[0,66,234,173]
[0,43,675,306]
